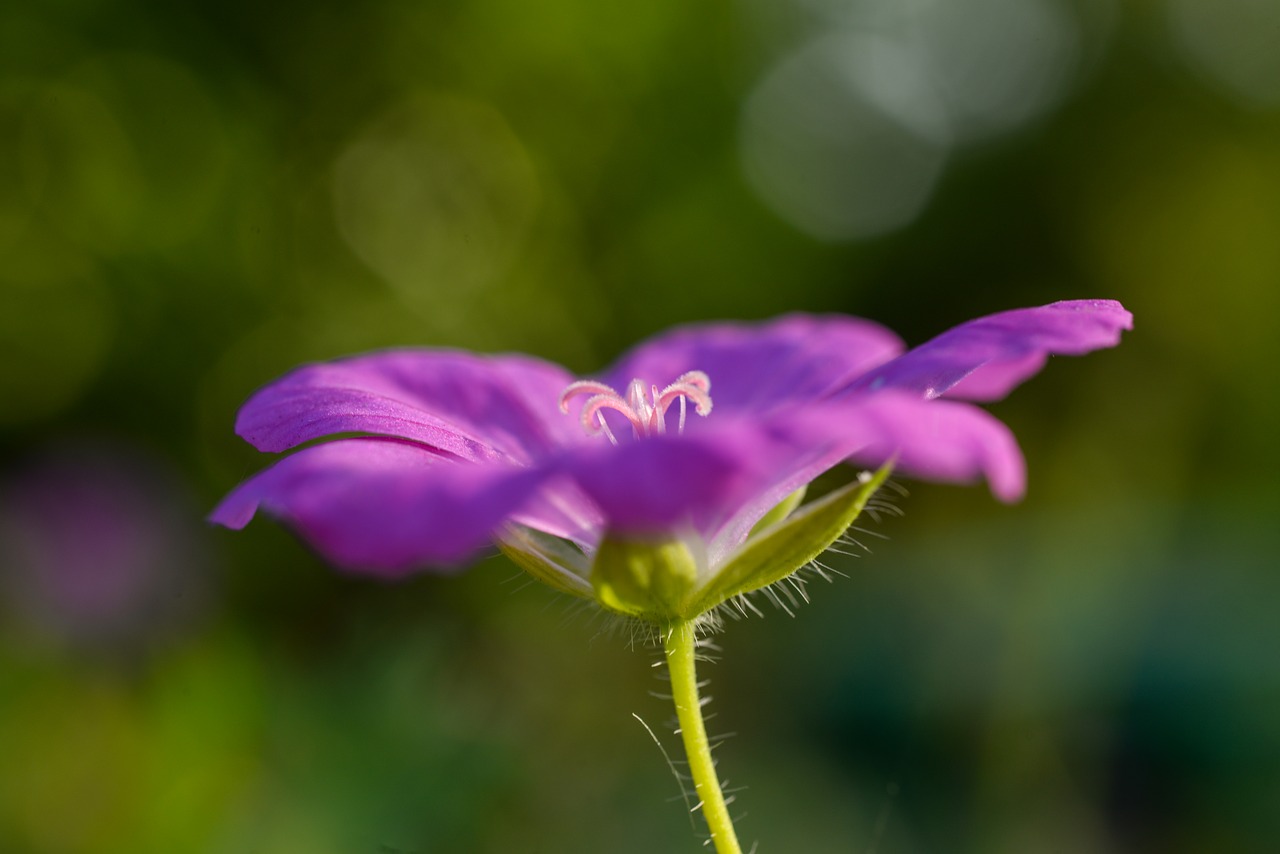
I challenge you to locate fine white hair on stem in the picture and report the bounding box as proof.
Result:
[632,712,698,830]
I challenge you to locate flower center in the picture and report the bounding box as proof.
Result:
[558,370,713,444]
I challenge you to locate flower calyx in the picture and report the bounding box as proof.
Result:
[499,463,894,625]
[589,534,700,621]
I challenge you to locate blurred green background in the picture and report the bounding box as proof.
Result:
[2,0,1278,851]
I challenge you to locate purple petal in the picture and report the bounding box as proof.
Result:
[558,390,1025,555]
[702,437,843,568]
[598,314,904,419]
[234,350,581,462]
[558,417,833,541]
[209,438,547,575]
[848,300,1133,401]
[796,393,1026,502]
[507,479,605,548]
[704,393,1027,561]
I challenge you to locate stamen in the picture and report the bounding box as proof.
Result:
[559,381,618,413]
[579,393,646,438]
[674,370,711,393]
[596,412,619,445]
[651,371,713,433]
[559,370,713,440]
[651,384,665,435]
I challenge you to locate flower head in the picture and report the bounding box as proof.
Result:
[211,300,1131,620]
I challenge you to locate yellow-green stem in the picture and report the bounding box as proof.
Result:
[664,620,743,854]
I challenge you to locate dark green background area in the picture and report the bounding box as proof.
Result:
[2,1,1278,851]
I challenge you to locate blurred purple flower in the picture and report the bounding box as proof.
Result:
[1,442,212,648]
[212,300,1131,582]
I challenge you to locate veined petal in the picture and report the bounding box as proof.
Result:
[598,314,904,419]
[796,393,1026,502]
[209,438,548,575]
[234,350,580,462]
[848,300,1133,401]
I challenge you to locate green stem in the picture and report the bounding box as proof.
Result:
[664,620,743,854]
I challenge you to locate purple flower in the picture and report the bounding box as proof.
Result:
[211,300,1130,616]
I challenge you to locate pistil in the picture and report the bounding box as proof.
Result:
[559,371,713,443]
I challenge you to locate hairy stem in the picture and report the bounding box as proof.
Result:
[664,620,743,854]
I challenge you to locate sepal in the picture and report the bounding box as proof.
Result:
[680,463,891,618]
[498,525,595,599]
[748,485,807,539]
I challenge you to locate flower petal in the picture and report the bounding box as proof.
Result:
[209,438,547,575]
[506,478,605,548]
[704,392,1027,562]
[598,314,904,418]
[799,393,1026,502]
[234,350,580,462]
[558,417,830,542]
[848,300,1133,401]
[703,435,843,566]
[559,390,1025,567]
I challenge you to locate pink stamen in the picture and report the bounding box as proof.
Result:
[596,412,619,445]
[674,370,711,393]
[559,381,618,413]
[558,370,713,440]
[579,393,645,438]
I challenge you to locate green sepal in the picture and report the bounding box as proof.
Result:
[748,485,807,539]
[497,525,594,600]
[679,463,892,618]
[590,535,699,620]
